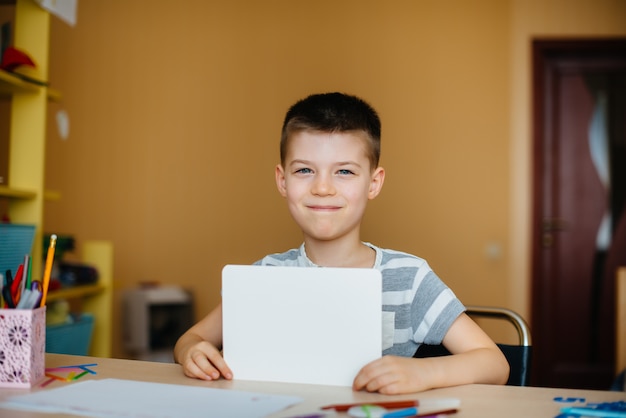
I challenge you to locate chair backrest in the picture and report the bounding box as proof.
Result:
[413,305,532,386]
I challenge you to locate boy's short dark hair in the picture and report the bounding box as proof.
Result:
[280,92,381,169]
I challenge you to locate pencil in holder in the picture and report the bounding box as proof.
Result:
[0,307,46,388]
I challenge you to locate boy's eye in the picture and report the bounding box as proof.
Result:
[337,169,355,175]
[295,167,313,174]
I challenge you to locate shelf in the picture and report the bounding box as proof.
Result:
[47,87,62,101]
[0,69,62,100]
[46,284,107,303]
[0,186,61,200]
[43,189,61,201]
[0,185,37,198]
[0,69,39,95]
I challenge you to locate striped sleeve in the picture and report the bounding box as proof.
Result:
[379,248,465,355]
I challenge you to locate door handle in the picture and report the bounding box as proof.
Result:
[542,218,567,248]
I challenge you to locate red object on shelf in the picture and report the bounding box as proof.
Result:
[1,46,36,71]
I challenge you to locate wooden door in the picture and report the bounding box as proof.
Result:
[531,39,626,389]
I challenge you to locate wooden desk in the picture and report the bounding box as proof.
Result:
[0,354,624,417]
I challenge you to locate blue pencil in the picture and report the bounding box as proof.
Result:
[561,407,626,417]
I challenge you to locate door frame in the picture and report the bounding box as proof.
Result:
[531,38,626,388]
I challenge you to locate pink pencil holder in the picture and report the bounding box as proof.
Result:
[0,307,46,388]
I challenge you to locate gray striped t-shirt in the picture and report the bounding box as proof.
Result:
[254,242,465,357]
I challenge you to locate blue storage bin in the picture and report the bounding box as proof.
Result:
[0,223,35,277]
[46,313,94,355]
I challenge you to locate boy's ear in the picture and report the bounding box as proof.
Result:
[275,164,287,197]
[368,166,385,200]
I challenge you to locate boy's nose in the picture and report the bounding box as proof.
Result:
[311,174,335,196]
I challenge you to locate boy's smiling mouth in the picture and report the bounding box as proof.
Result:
[307,204,342,211]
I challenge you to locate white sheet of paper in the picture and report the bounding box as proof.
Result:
[34,0,78,26]
[222,265,382,387]
[1,378,302,418]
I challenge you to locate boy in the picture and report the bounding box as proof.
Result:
[174,92,509,394]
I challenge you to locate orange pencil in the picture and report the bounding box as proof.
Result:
[40,234,57,307]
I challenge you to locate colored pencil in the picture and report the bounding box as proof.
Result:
[40,234,57,307]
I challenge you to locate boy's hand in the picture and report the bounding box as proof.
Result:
[178,340,233,381]
[353,314,510,394]
[353,356,433,394]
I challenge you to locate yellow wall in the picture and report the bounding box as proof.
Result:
[42,0,626,357]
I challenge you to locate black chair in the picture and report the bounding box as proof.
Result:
[413,306,532,386]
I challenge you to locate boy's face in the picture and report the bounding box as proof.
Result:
[275,130,385,243]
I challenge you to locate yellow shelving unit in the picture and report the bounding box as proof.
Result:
[1,0,112,357]
[2,0,49,279]
[66,240,113,358]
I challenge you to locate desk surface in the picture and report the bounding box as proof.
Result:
[0,354,624,418]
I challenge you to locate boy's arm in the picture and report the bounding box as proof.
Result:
[353,313,510,394]
[437,313,510,384]
[173,302,233,380]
